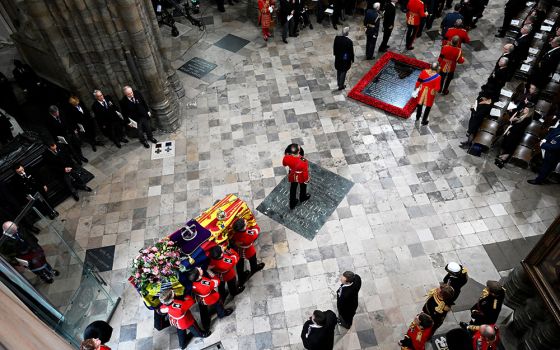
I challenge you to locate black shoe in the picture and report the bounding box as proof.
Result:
[421,120,429,125]
[300,194,311,203]
[71,192,79,201]
[44,278,54,284]
[121,138,129,143]
[338,85,346,91]
[283,38,288,44]
[309,24,314,30]
[406,46,414,50]
[527,179,542,185]
[29,226,41,234]
[92,145,97,152]
[333,24,338,30]
[219,7,225,12]
[233,285,246,295]
[379,47,387,52]
[289,199,299,209]
[223,308,234,317]
[459,141,471,149]
[80,156,89,163]
[202,331,212,338]
[252,262,265,274]
[82,186,92,192]
[494,158,505,169]
[48,212,57,220]
[150,138,158,143]
[52,269,60,276]
[142,141,150,148]
[495,32,505,38]
[115,142,122,148]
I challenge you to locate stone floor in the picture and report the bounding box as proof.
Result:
[31,0,560,349]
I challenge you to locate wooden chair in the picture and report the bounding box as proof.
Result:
[518,133,540,148]
[479,119,500,135]
[510,145,534,168]
[472,130,495,150]
[524,120,543,137]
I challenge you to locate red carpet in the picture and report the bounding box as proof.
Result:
[348,52,429,119]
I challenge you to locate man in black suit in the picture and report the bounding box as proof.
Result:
[482,57,509,100]
[529,37,560,88]
[333,27,354,90]
[44,142,91,201]
[12,163,58,220]
[511,25,532,70]
[91,89,129,148]
[379,0,396,52]
[119,86,157,148]
[45,105,88,163]
[495,0,525,37]
[67,95,102,152]
[301,309,338,350]
[336,271,362,328]
[494,44,515,81]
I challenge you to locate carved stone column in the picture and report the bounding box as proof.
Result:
[504,265,535,309]
[9,0,183,132]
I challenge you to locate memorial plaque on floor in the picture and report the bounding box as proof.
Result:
[214,34,250,53]
[257,162,353,240]
[84,245,115,273]
[178,57,217,79]
[348,52,429,118]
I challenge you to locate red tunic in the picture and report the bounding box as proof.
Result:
[415,69,441,107]
[191,277,220,305]
[232,224,260,259]
[100,346,111,350]
[438,45,465,73]
[282,154,309,183]
[208,249,240,282]
[472,326,501,350]
[443,28,470,47]
[406,0,426,26]
[258,0,274,29]
[401,321,433,350]
[159,296,196,330]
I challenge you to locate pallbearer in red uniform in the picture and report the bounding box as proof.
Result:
[159,289,211,350]
[208,245,245,301]
[187,267,233,331]
[282,143,310,209]
[438,36,465,95]
[415,62,441,125]
[405,0,427,50]
[460,323,501,350]
[258,0,275,41]
[398,312,434,350]
[443,19,470,47]
[232,218,265,284]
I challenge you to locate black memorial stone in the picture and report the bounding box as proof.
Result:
[202,342,224,350]
[178,57,217,79]
[214,34,250,53]
[84,245,115,273]
[361,59,422,109]
[257,162,354,240]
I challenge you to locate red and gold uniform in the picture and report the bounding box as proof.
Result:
[415,69,441,107]
[232,223,261,259]
[191,276,221,305]
[443,28,470,47]
[258,0,275,40]
[406,0,426,26]
[208,248,240,282]
[400,321,433,350]
[469,325,501,350]
[438,45,464,73]
[159,296,197,330]
[282,154,309,183]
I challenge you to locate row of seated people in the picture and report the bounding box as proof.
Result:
[462,82,560,185]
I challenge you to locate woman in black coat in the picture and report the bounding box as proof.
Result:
[461,93,493,148]
[495,105,534,168]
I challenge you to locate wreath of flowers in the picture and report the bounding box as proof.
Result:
[130,237,183,293]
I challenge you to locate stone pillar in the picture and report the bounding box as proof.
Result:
[9,0,183,132]
[503,265,535,309]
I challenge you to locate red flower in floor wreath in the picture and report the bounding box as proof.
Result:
[128,194,258,309]
[347,52,430,118]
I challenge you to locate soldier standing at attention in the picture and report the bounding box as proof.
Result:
[282,143,310,209]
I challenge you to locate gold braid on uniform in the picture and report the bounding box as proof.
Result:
[426,288,450,313]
